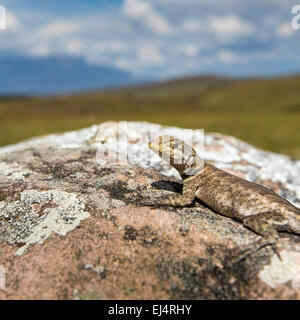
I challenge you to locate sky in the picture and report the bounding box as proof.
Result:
[0,0,300,79]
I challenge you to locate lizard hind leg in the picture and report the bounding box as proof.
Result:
[236,212,285,262]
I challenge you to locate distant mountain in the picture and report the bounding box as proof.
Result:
[0,55,136,95]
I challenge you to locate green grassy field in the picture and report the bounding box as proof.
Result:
[0,75,300,159]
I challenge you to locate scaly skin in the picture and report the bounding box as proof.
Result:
[147,135,300,258]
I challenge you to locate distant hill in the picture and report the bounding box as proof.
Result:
[0,55,137,95]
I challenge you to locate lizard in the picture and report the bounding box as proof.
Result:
[145,135,300,259]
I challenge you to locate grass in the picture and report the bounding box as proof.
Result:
[0,75,300,159]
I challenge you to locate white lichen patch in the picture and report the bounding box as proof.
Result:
[0,199,40,243]
[203,139,242,164]
[259,250,300,289]
[90,192,125,212]
[20,190,53,205]
[0,161,33,181]
[0,189,90,256]
[0,125,100,155]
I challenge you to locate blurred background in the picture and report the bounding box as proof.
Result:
[0,0,300,158]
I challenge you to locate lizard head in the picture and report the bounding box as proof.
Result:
[148,135,203,177]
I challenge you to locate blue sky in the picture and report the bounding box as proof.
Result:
[1,0,300,79]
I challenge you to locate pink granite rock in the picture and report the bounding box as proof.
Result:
[0,121,299,299]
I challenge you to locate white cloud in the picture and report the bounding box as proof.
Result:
[123,0,173,35]
[218,50,236,63]
[181,14,255,40]
[93,41,128,54]
[276,23,293,38]
[64,39,84,55]
[123,0,151,18]
[29,42,51,56]
[182,44,199,57]
[39,21,80,37]
[209,15,254,38]
[6,11,22,31]
[181,18,202,33]
[115,57,132,70]
[0,1,298,78]
[114,42,165,72]
[137,43,164,65]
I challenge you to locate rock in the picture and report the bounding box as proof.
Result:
[0,121,299,299]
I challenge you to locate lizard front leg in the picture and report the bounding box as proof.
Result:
[142,180,197,207]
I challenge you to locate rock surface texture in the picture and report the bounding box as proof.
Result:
[0,121,300,300]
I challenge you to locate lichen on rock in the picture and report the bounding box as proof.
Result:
[0,189,90,256]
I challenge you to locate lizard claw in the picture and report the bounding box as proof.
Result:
[138,199,162,208]
[233,246,254,263]
[271,243,282,261]
[233,238,281,264]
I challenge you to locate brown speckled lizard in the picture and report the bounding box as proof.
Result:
[146,135,300,258]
